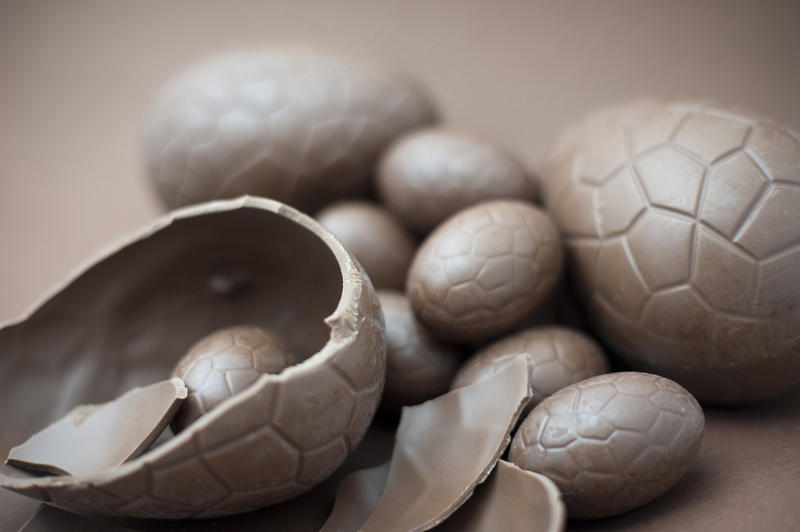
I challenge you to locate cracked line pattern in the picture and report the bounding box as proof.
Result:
[544,101,800,393]
[144,51,436,210]
[408,200,562,341]
[510,372,704,519]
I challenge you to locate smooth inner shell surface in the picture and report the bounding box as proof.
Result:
[0,196,386,518]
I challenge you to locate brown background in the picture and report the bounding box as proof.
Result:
[1,1,799,530]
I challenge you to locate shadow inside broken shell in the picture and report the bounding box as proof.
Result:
[0,197,386,519]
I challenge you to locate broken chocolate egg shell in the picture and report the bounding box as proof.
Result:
[170,325,296,432]
[378,128,538,234]
[143,50,438,212]
[541,99,800,404]
[509,372,704,519]
[317,201,417,291]
[407,200,563,343]
[360,355,532,532]
[451,326,608,407]
[377,290,460,409]
[0,196,386,519]
[438,460,565,532]
[7,378,187,478]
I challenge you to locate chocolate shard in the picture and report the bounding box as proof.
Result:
[437,460,565,532]
[7,378,187,476]
[359,355,531,532]
[320,462,390,532]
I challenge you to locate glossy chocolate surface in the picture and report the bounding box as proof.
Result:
[378,128,536,234]
[144,51,437,211]
[7,379,186,476]
[451,326,608,407]
[170,326,295,432]
[377,290,460,409]
[317,202,418,291]
[407,200,562,343]
[542,100,800,404]
[510,372,704,519]
[439,460,565,532]
[0,197,386,518]
[361,356,531,531]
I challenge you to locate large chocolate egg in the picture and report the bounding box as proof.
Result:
[143,50,437,211]
[0,197,386,518]
[542,100,800,404]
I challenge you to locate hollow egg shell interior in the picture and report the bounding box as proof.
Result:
[0,204,343,480]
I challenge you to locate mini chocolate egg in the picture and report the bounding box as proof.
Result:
[171,325,295,432]
[377,290,460,408]
[450,326,608,406]
[144,50,437,211]
[542,99,800,404]
[509,372,704,519]
[407,200,562,343]
[378,128,537,234]
[317,202,417,290]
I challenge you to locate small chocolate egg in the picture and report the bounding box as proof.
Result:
[407,200,562,343]
[144,50,437,211]
[377,290,460,408]
[450,326,608,406]
[509,372,704,519]
[378,128,537,234]
[171,325,295,432]
[317,202,417,290]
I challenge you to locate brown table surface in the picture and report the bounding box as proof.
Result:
[1,1,799,530]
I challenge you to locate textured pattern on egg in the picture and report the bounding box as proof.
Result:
[0,197,387,518]
[144,50,437,210]
[407,200,562,343]
[509,372,704,519]
[171,326,295,432]
[542,100,800,404]
[451,326,608,405]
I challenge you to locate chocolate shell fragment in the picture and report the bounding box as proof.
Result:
[7,378,186,477]
[320,462,389,532]
[360,356,532,532]
[438,460,565,532]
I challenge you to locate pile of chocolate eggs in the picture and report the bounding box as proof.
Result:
[3,49,797,528]
[140,51,800,521]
